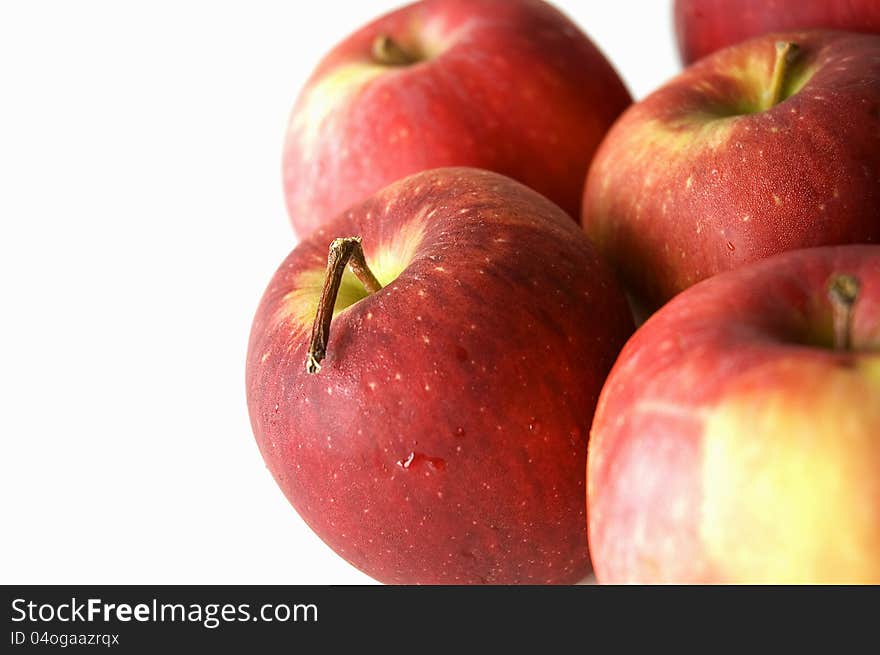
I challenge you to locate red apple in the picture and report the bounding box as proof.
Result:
[247,168,633,584]
[282,0,631,238]
[588,245,880,584]
[583,31,880,313]
[675,0,880,64]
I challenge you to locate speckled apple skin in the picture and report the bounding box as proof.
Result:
[583,31,880,312]
[283,0,631,237]
[247,168,634,584]
[589,245,880,583]
[675,0,880,64]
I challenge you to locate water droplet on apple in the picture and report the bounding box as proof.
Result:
[454,426,466,438]
[396,452,446,471]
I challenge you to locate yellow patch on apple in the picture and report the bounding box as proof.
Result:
[700,360,880,583]
[289,63,386,149]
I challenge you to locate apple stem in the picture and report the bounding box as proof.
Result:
[766,41,799,109]
[372,34,417,66]
[828,274,861,352]
[306,237,382,374]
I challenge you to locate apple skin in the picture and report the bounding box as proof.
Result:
[282,0,631,238]
[588,245,880,584]
[582,31,880,313]
[675,0,880,64]
[247,168,634,584]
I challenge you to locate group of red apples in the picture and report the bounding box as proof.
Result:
[246,0,880,584]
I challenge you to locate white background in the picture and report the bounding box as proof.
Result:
[0,0,678,584]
